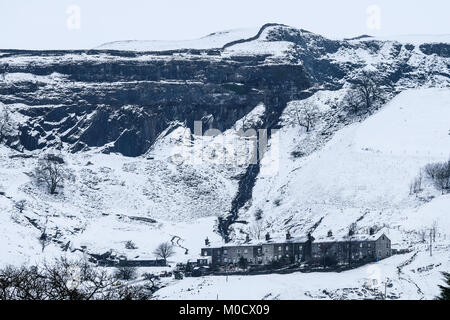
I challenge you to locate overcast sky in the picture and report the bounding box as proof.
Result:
[1,0,449,50]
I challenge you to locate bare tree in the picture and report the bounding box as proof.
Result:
[114,267,137,281]
[125,240,138,250]
[409,173,423,195]
[432,221,438,243]
[248,220,264,240]
[295,102,320,132]
[343,71,383,115]
[35,155,69,194]
[419,229,426,243]
[14,200,26,213]
[352,71,380,111]
[153,242,175,264]
[142,273,161,293]
[254,208,263,221]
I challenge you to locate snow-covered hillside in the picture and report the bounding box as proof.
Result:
[0,23,449,300]
[238,88,450,244]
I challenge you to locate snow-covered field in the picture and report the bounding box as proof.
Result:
[155,248,449,300]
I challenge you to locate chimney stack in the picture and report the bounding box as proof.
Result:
[265,232,271,241]
[205,237,210,246]
[286,231,291,240]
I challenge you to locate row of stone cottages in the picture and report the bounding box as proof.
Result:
[197,230,392,267]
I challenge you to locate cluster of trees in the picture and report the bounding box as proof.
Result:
[290,71,388,134]
[411,159,450,195]
[0,258,156,300]
[424,160,450,194]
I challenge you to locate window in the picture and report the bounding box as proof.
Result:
[224,258,228,263]
[360,243,363,248]
[203,251,208,256]
[368,243,371,248]
[386,243,389,248]
[244,249,248,254]
[264,248,268,253]
[278,246,282,252]
[299,246,303,251]
[223,249,228,255]
[237,249,241,254]
[286,246,289,250]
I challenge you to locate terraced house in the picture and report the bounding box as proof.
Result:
[311,233,392,265]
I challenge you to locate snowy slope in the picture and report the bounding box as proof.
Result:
[236,88,450,248]
[0,102,269,266]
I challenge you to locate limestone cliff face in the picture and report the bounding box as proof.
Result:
[0,24,448,157]
[0,50,310,156]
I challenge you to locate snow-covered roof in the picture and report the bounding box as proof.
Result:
[314,232,387,243]
[203,235,310,249]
